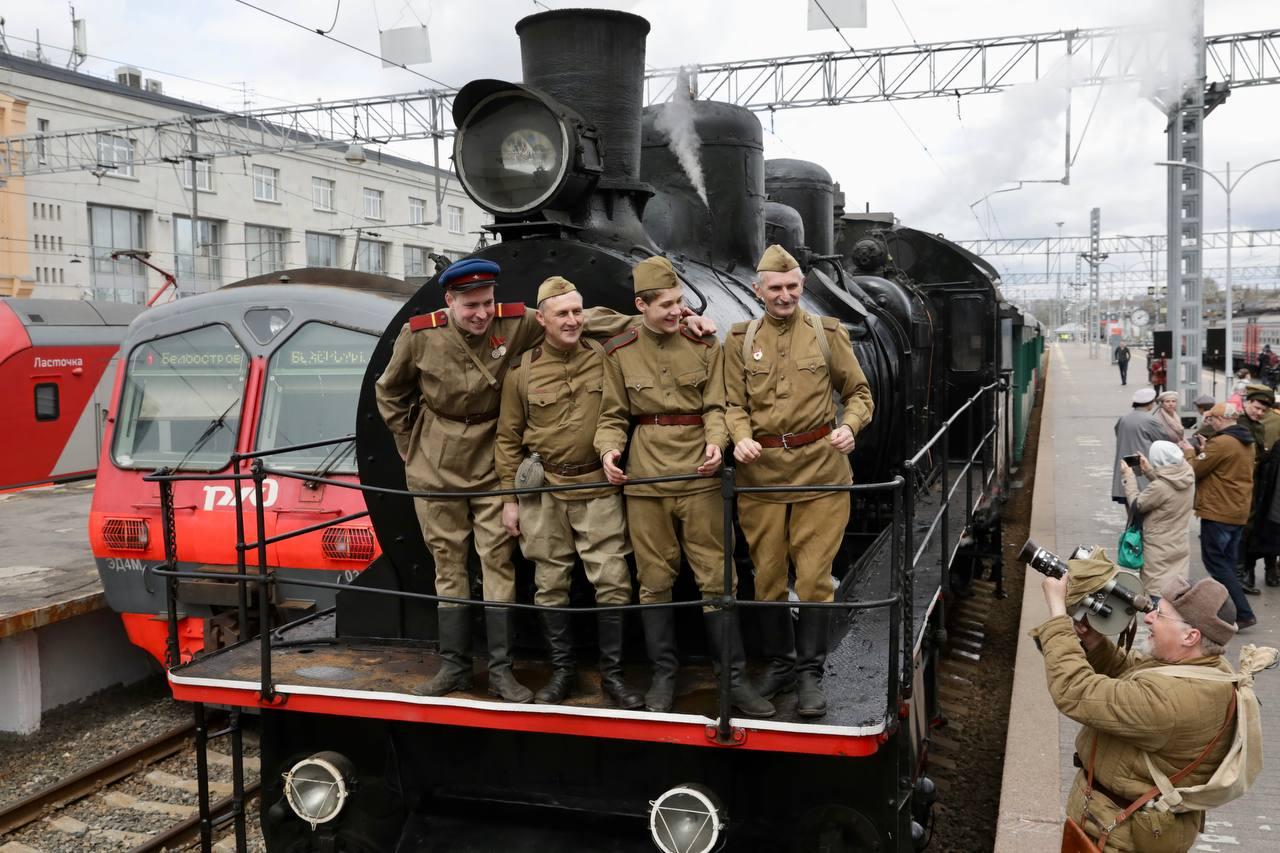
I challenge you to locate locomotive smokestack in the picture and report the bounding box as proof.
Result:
[515,9,650,189]
[766,159,835,256]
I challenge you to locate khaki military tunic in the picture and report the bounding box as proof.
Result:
[375,305,629,604]
[595,324,731,604]
[725,309,874,602]
[495,338,631,607]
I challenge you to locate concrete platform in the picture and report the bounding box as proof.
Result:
[996,342,1280,851]
[0,482,155,734]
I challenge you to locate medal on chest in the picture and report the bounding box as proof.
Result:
[489,335,507,360]
[753,349,763,361]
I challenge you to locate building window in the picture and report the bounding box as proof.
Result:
[96,133,134,177]
[181,160,214,191]
[36,118,49,164]
[35,383,60,421]
[404,245,434,277]
[252,165,279,202]
[447,204,464,234]
[174,216,224,284]
[355,239,388,274]
[363,188,384,220]
[312,177,335,211]
[409,196,427,225]
[88,204,148,303]
[305,232,340,267]
[246,225,288,277]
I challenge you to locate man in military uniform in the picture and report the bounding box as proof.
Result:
[725,244,874,717]
[595,255,774,718]
[494,276,643,709]
[1240,384,1280,592]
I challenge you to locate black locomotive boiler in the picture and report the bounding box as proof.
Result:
[157,8,1043,852]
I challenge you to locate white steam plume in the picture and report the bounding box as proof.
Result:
[654,85,709,207]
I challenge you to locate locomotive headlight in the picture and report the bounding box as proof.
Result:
[283,751,356,830]
[453,80,602,217]
[649,784,725,853]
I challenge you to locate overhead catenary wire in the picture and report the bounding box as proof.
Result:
[230,0,454,90]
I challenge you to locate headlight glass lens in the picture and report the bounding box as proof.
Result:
[457,92,568,214]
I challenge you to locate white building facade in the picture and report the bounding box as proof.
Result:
[2,53,487,302]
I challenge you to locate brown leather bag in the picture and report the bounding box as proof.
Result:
[1063,692,1237,852]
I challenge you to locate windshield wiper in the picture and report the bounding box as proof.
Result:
[172,397,240,472]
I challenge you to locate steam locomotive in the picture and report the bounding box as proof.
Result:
[159,9,1043,852]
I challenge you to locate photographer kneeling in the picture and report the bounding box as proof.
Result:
[1032,574,1238,852]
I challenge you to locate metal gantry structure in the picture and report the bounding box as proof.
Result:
[955,227,1280,257]
[2,24,1278,178]
[998,264,1280,291]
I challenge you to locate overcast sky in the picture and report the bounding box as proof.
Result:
[5,1,1278,295]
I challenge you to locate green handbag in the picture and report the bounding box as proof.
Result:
[1117,504,1144,570]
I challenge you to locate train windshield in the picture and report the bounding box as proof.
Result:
[113,325,248,470]
[257,323,376,473]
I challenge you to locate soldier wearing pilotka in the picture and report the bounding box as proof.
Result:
[726,244,874,717]
[494,275,644,709]
[595,255,775,718]
[374,259,653,702]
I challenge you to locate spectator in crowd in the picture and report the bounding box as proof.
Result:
[1180,403,1258,630]
[1149,351,1169,393]
[1247,433,1280,589]
[1120,441,1195,596]
[1240,384,1280,593]
[1113,388,1170,505]
[1229,380,1248,411]
[1155,391,1185,443]
[1115,342,1132,386]
[1193,394,1217,445]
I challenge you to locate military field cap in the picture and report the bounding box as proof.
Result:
[1207,402,1240,419]
[756,243,800,274]
[1132,388,1157,405]
[1193,394,1216,408]
[536,275,577,304]
[439,258,500,292]
[633,255,679,294]
[1160,576,1237,646]
[1246,383,1275,405]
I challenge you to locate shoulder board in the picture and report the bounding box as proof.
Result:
[494,302,527,319]
[581,338,605,354]
[680,326,714,346]
[409,309,448,331]
[820,316,840,331]
[729,321,749,336]
[604,328,639,354]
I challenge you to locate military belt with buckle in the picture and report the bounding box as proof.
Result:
[542,458,604,477]
[630,414,705,427]
[756,421,835,449]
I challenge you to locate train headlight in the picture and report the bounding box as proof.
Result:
[453,80,602,217]
[648,784,725,853]
[283,752,356,830]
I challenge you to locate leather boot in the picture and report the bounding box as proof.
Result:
[755,607,797,700]
[703,609,775,719]
[534,611,576,704]
[641,607,680,712]
[414,606,473,696]
[1266,556,1280,587]
[597,613,643,709]
[1240,561,1261,596]
[485,607,533,703]
[795,608,829,718]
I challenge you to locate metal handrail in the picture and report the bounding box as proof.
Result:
[153,382,1008,741]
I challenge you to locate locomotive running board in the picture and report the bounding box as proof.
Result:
[168,672,888,757]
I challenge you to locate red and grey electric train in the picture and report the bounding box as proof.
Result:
[0,297,142,491]
[89,269,416,663]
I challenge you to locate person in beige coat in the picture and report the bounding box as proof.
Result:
[1120,440,1195,596]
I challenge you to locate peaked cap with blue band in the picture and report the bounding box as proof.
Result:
[439,258,500,292]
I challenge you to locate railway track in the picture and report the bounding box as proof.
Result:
[0,717,261,852]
